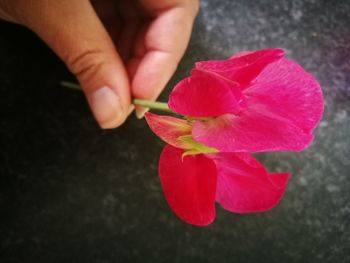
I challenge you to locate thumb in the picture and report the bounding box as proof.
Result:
[20,0,131,128]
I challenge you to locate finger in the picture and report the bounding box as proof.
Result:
[115,0,143,63]
[130,0,199,106]
[19,0,132,128]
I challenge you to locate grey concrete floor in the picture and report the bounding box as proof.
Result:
[1,0,349,262]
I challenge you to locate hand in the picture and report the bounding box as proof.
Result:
[0,0,199,128]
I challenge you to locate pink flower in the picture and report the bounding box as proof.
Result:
[146,112,290,225]
[144,48,324,226]
[169,48,324,152]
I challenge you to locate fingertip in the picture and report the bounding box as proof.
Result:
[86,86,128,129]
[131,50,177,100]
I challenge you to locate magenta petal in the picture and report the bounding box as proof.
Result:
[145,112,191,149]
[212,152,290,213]
[195,48,284,87]
[229,51,253,59]
[159,145,217,226]
[192,57,323,153]
[192,110,314,152]
[246,58,324,133]
[168,73,244,117]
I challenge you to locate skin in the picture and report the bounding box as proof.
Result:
[0,0,199,128]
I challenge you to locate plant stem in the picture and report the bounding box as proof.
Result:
[61,81,82,90]
[133,99,171,112]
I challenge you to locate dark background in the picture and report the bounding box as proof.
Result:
[1,0,350,262]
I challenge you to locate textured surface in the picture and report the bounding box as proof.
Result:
[1,0,350,262]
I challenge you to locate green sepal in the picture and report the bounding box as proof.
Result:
[178,135,218,158]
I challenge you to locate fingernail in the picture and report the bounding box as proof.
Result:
[87,86,124,129]
[135,107,149,119]
[128,104,135,115]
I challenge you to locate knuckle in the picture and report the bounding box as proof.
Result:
[67,49,106,82]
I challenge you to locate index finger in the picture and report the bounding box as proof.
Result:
[129,0,199,106]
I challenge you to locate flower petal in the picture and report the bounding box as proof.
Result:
[229,51,253,59]
[145,112,191,149]
[195,48,284,87]
[168,73,244,117]
[159,145,217,226]
[192,110,314,152]
[212,152,290,213]
[192,57,323,152]
[246,58,324,133]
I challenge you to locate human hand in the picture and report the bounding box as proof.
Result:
[0,0,199,128]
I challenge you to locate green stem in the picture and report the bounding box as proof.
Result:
[61,81,82,90]
[61,81,171,113]
[133,99,171,112]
